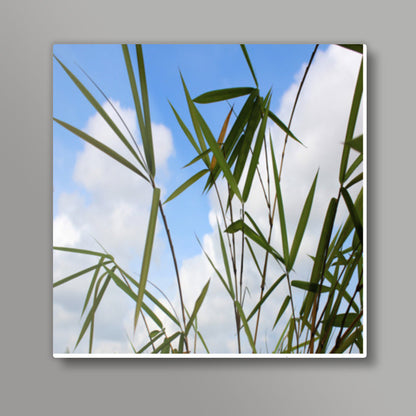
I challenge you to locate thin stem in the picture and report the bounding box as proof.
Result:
[157,197,189,353]
[252,45,319,350]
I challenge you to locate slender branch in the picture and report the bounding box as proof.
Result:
[253,45,319,349]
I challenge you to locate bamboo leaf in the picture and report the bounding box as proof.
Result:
[134,187,160,331]
[169,101,203,158]
[53,118,148,181]
[180,73,208,158]
[75,270,113,349]
[53,262,108,288]
[194,87,256,103]
[164,169,209,204]
[53,246,114,259]
[136,45,156,176]
[344,153,363,181]
[81,257,107,316]
[338,44,363,54]
[345,173,363,189]
[339,59,363,183]
[268,111,302,145]
[240,44,259,87]
[341,187,363,244]
[194,105,243,201]
[210,107,234,171]
[54,55,142,166]
[270,141,289,264]
[137,331,165,353]
[291,280,331,293]
[288,171,318,270]
[242,94,270,202]
[234,300,257,353]
[152,332,181,354]
[184,280,210,336]
[273,296,291,329]
[217,222,235,299]
[301,198,339,324]
[329,313,361,327]
[247,274,286,321]
[346,134,363,154]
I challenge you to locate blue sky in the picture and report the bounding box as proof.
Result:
[52,44,362,354]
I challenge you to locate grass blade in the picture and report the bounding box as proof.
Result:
[268,111,302,145]
[217,222,235,299]
[270,141,289,264]
[210,107,234,171]
[273,296,291,329]
[53,262,109,288]
[75,270,113,349]
[194,87,256,103]
[247,274,286,321]
[341,187,363,244]
[339,59,363,184]
[291,280,331,293]
[152,332,181,354]
[242,94,270,202]
[54,55,142,166]
[288,171,318,270]
[338,44,363,54]
[134,187,160,330]
[164,169,209,204]
[184,280,210,336]
[53,246,113,258]
[136,45,156,176]
[53,118,148,181]
[240,44,258,87]
[234,300,257,353]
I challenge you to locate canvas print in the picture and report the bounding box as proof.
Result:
[53,44,366,357]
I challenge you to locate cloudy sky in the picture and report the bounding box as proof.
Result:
[53,44,363,355]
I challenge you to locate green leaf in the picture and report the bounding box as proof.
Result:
[339,59,363,183]
[329,313,361,327]
[194,105,243,201]
[152,332,181,354]
[53,118,148,181]
[341,187,363,244]
[193,87,256,103]
[53,246,113,259]
[180,73,208,158]
[301,198,338,324]
[53,262,109,288]
[234,300,257,353]
[184,280,210,336]
[291,280,331,293]
[225,219,285,264]
[164,169,209,204]
[346,134,363,153]
[344,153,363,181]
[137,331,165,353]
[338,44,363,54]
[288,171,318,270]
[75,270,113,349]
[268,111,302,145]
[136,45,156,176]
[273,296,291,329]
[242,94,270,202]
[345,172,363,189]
[240,44,258,87]
[247,274,286,321]
[81,257,107,316]
[134,187,160,330]
[270,141,289,264]
[54,55,142,166]
[217,222,235,299]
[169,101,203,158]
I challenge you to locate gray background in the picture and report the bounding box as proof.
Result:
[0,0,412,414]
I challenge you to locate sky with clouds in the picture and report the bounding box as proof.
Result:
[53,44,363,354]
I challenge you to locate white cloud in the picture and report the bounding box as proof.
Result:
[53,100,175,353]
